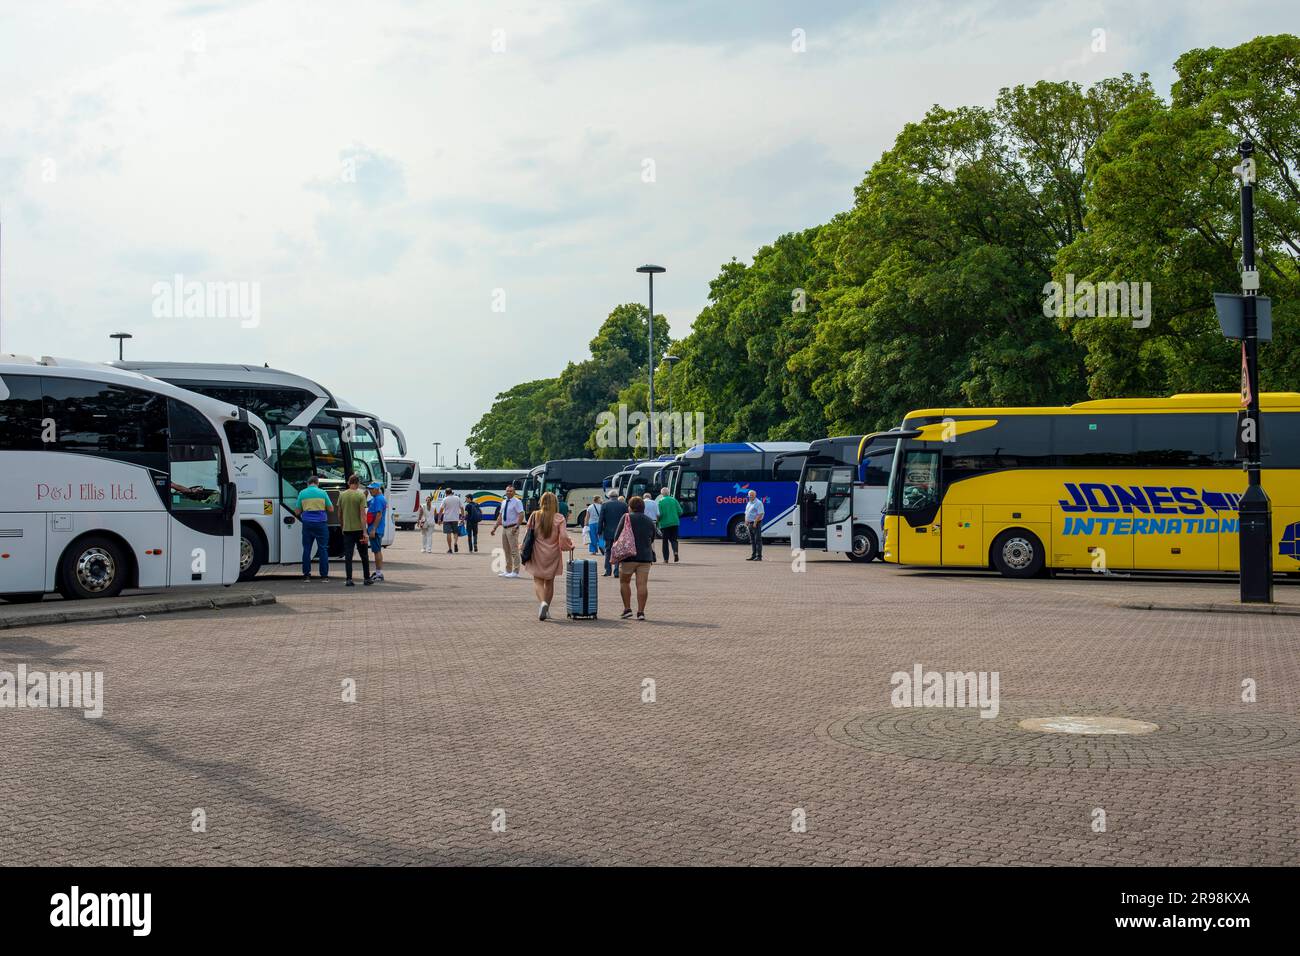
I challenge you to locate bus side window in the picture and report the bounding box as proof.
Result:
[224,421,265,458]
[0,374,45,450]
[861,451,893,486]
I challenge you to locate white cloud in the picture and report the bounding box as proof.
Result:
[0,0,1294,462]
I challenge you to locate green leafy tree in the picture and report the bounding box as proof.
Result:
[1056,35,1300,395]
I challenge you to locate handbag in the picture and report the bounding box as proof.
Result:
[610,513,637,563]
[520,517,536,565]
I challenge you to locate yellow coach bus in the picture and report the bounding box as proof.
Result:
[880,393,1300,577]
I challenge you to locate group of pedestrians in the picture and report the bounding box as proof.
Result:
[294,474,388,586]
[416,487,484,555]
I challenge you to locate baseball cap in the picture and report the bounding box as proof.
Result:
[367,481,382,489]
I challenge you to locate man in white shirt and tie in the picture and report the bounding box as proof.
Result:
[490,485,525,577]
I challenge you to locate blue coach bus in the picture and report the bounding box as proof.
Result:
[661,442,809,543]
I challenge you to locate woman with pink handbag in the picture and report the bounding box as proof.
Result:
[611,495,657,621]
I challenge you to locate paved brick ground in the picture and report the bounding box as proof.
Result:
[2,531,1298,866]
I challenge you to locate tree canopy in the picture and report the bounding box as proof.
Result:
[468,36,1299,468]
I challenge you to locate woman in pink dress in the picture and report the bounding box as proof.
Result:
[523,491,575,620]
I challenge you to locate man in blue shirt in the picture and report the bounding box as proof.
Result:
[744,489,764,562]
[366,481,387,581]
[294,475,334,580]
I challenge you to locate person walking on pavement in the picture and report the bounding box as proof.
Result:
[642,489,660,524]
[599,493,629,577]
[522,491,575,621]
[490,484,525,577]
[745,488,764,561]
[616,495,658,621]
[439,488,464,554]
[338,475,372,586]
[464,493,483,552]
[656,485,681,563]
[417,492,437,553]
[366,481,388,581]
[587,496,604,555]
[294,475,334,580]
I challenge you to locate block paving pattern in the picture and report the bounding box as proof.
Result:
[2,533,1299,865]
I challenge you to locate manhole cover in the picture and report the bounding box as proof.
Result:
[1019,716,1159,735]
[819,703,1300,769]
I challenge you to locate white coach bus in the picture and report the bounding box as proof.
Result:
[385,456,421,529]
[1,356,260,602]
[116,362,407,580]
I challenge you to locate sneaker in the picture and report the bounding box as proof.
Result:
[674,555,679,563]
[507,571,520,578]
[302,574,311,581]
[636,612,646,621]
[346,580,355,587]
[621,609,633,619]
[455,544,459,552]
[538,602,549,621]
[497,571,509,577]
[375,571,385,581]
[363,579,373,586]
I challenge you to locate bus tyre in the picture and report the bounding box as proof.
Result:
[58,535,129,600]
[728,517,750,545]
[991,529,1044,578]
[847,526,878,563]
[238,524,267,582]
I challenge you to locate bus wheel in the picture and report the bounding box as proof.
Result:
[847,526,879,563]
[58,536,128,600]
[728,517,750,544]
[2,592,45,604]
[238,525,267,582]
[991,529,1044,578]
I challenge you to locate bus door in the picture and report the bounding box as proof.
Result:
[795,463,828,549]
[896,448,943,565]
[275,426,314,561]
[824,466,855,554]
[166,442,231,585]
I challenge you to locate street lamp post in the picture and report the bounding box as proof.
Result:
[110,332,133,361]
[636,264,666,451]
[664,354,681,452]
[1233,140,1272,603]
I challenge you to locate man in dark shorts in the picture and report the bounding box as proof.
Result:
[366,481,387,581]
[439,488,464,554]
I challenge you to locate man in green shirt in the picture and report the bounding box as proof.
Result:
[656,485,682,563]
[337,474,372,586]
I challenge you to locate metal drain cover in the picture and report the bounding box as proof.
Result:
[1019,716,1159,735]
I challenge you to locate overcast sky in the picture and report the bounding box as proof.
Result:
[0,0,1293,466]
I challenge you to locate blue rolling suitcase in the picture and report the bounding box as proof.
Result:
[566,558,598,619]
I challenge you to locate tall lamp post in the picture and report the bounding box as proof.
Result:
[110,332,133,360]
[1232,140,1271,603]
[636,264,666,449]
[664,354,681,452]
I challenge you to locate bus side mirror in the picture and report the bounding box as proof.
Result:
[223,481,237,520]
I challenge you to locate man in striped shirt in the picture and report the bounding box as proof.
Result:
[294,475,334,580]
